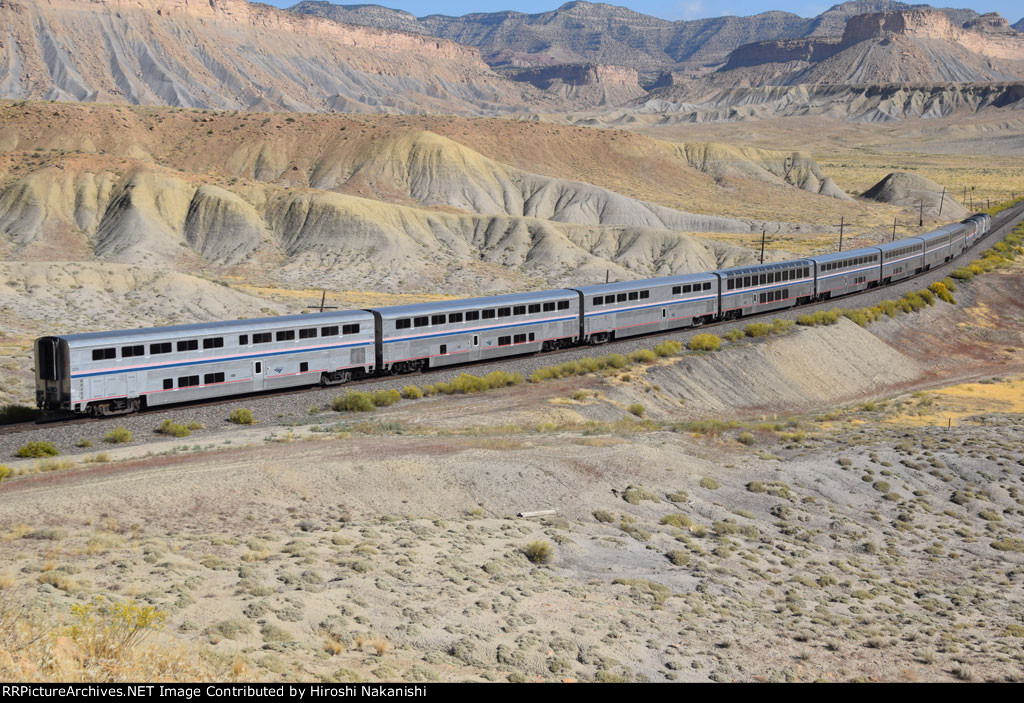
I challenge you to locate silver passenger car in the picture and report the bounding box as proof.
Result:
[917,222,970,270]
[874,238,923,284]
[715,260,814,318]
[574,273,719,343]
[371,290,579,373]
[35,311,375,414]
[810,247,881,300]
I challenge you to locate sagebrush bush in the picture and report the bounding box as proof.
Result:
[699,477,721,490]
[627,403,646,418]
[744,322,771,338]
[332,392,374,412]
[16,441,59,458]
[522,540,554,564]
[104,427,132,444]
[724,329,744,342]
[370,389,401,407]
[628,349,657,364]
[929,281,955,304]
[401,385,423,400]
[653,340,682,357]
[660,513,692,529]
[687,333,721,351]
[0,465,11,482]
[228,408,255,425]
[157,419,190,438]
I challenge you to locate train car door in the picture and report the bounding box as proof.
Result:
[252,360,265,391]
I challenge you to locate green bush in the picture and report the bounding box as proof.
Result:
[370,389,401,407]
[724,329,744,342]
[737,432,754,445]
[666,550,690,567]
[796,308,841,326]
[401,385,423,399]
[744,322,772,338]
[157,419,190,437]
[653,340,682,357]
[103,427,132,444]
[699,477,721,490]
[628,349,657,364]
[687,333,721,351]
[332,392,374,412]
[522,540,554,564]
[16,441,60,458]
[0,465,12,482]
[627,403,646,418]
[929,281,955,304]
[660,513,692,529]
[228,408,255,425]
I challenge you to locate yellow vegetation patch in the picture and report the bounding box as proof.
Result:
[886,377,1024,427]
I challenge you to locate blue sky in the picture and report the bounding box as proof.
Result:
[274,1,1023,22]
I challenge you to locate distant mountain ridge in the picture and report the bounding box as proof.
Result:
[289,1,985,71]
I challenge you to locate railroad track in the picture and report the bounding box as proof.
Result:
[3,202,1022,437]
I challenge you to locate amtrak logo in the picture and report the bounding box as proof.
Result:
[274,367,284,373]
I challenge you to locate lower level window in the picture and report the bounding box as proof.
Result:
[300,362,309,373]
[178,375,199,388]
[498,336,511,346]
[204,372,225,384]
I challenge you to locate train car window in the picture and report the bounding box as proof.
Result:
[514,334,526,344]
[121,345,144,357]
[299,328,317,339]
[150,342,172,355]
[299,363,308,373]
[727,279,734,291]
[528,304,540,314]
[276,330,295,342]
[177,340,198,352]
[628,292,638,301]
[616,293,626,302]
[449,312,464,323]
[253,333,272,344]
[513,306,526,316]
[466,311,480,321]
[758,274,765,285]
[483,309,496,319]
[498,336,511,346]
[430,315,445,325]
[321,326,339,336]
[91,347,116,361]
[414,317,429,327]
[498,308,511,318]
[238,335,249,346]
[204,372,225,385]
[672,286,681,295]
[558,301,570,310]
[163,379,173,390]
[178,375,199,388]
[203,337,224,349]
[342,324,361,335]
[395,319,411,330]
[542,302,555,312]
[594,296,603,305]
[640,290,650,299]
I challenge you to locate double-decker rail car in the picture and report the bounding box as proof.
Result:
[917,225,958,269]
[371,290,579,373]
[809,247,881,300]
[35,311,376,414]
[875,238,924,284]
[574,273,719,343]
[715,260,814,318]
[963,214,991,248]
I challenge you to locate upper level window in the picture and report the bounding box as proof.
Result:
[276,330,295,342]
[557,301,570,310]
[342,324,360,335]
[150,342,172,355]
[299,328,317,339]
[431,315,446,325]
[203,337,224,349]
[177,340,198,352]
[321,326,339,336]
[253,333,272,344]
[92,347,116,361]
[395,319,411,330]
[121,345,144,358]
[466,311,480,321]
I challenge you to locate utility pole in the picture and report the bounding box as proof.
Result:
[919,199,924,228]
[605,269,609,284]
[963,185,968,205]
[970,192,973,211]
[838,216,844,252]
[759,229,766,264]
[938,186,945,218]
[310,290,338,313]
[892,216,897,242]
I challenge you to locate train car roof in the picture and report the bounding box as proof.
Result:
[875,237,923,252]
[807,246,881,264]
[572,272,717,296]
[713,258,812,277]
[372,289,577,318]
[51,309,374,346]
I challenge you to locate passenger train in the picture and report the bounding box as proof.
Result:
[34,213,992,416]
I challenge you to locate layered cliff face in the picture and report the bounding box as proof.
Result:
[500,64,646,107]
[0,0,554,113]
[718,9,1024,85]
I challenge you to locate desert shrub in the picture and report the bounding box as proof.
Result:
[653,340,682,357]
[666,550,690,567]
[744,322,772,338]
[483,370,522,388]
[332,392,374,412]
[16,441,59,458]
[622,485,660,504]
[103,427,132,444]
[0,465,11,482]
[687,333,721,351]
[660,514,692,529]
[737,432,754,445]
[606,353,629,369]
[592,510,616,523]
[627,403,646,418]
[157,420,190,438]
[370,389,401,407]
[0,404,39,424]
[401,385,423,400]
[628,349,657,364]
[771,319,794,334]
[929,281,955,304]
[699,477,721,490]
[75,438,92,448]
[724,329,744,342]
[522,540,554,564]
[228,408,255,425]
[186,421,204,431]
